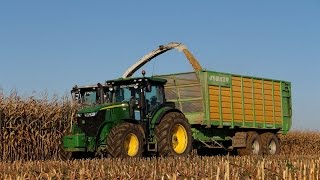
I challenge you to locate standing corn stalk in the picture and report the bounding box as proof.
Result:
[0,91,77,161]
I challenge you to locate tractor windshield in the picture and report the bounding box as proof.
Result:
[110,83,164,113]
[112,85,140,103]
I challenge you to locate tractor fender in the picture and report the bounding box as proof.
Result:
[96,122,114,147]
[151,106,184,126]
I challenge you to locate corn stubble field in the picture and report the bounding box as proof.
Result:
[0,93,319,179]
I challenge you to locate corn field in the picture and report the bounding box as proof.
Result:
[1,156,320,179]
[0,92,77,161]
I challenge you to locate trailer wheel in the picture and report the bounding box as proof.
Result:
[261,132,280,155]
[155,112,192,157]
[106,123,144,158]
[237,132,263,156]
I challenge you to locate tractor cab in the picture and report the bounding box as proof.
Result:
[106,75,167,120]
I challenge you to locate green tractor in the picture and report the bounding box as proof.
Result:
[62,73,193,158]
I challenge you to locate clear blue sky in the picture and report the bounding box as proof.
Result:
[0,1,319,130]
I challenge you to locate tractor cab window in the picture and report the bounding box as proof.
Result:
[145,85,164,113]
[83,91,97,104]
[113,85,140,103]
[71,89,97,105]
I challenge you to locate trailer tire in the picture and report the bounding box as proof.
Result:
[106,123,144,158]
[261,132,280,155]
[237,132,263,156]
[155,112,192,157]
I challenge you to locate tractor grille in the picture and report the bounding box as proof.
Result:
[77,111,106,137]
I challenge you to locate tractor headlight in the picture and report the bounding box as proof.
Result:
[84,112,97,117]
[76,113,82,117]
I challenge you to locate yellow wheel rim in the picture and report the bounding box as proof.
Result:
[124,133,139,157]
[172,124,188,154]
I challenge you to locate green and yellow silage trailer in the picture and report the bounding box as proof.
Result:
[158,70,291,155]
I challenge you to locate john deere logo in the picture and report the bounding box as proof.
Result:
[208,72,231,87]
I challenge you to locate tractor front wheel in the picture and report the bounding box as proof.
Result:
[106,123,144,158]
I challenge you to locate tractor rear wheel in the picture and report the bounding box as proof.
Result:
[155,112,192,157]
[261,132,280,155]
[106,123,144,158]
[237,132,263,156]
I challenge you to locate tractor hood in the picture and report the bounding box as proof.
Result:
[77,102,129,114]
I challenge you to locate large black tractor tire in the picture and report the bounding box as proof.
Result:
[106,123,144,158]
[261,132,280,155]
[237,131,263,156]
[155,112,193,157]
